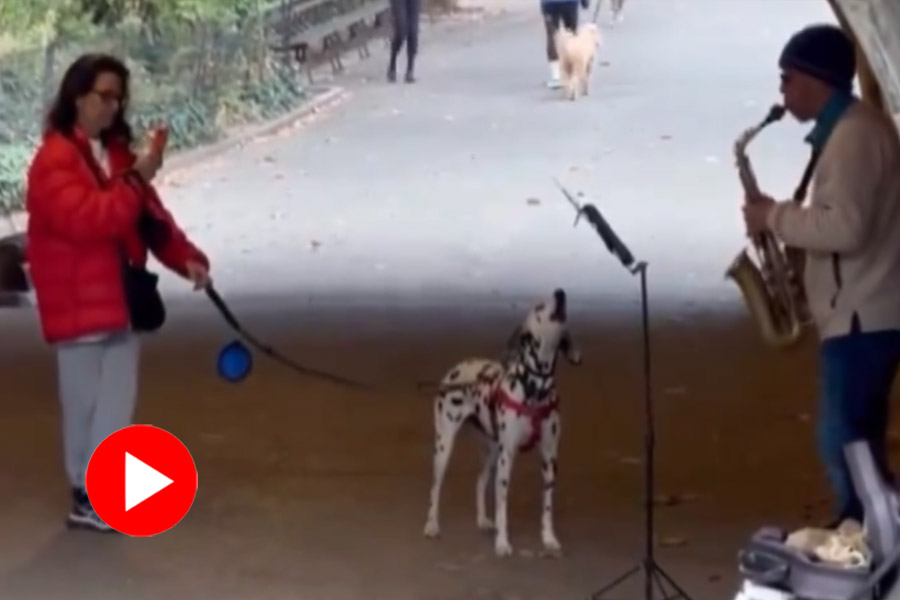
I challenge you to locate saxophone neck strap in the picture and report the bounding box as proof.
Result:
[792,148,821,204]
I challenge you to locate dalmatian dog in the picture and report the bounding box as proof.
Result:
[423,288,582,557]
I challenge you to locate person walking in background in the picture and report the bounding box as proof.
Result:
[25,53,211,532]
[542,0,588,88]
[387,0,421,83]
[743,24,900,527]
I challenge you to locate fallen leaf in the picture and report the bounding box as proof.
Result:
[659,536,687,548]
[653,494,681,507]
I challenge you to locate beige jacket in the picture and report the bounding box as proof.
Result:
[767,101,900,339]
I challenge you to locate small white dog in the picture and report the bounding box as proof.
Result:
[554,22,601,101]
[423,289,582,557]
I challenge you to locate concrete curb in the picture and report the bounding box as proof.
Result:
[160,85,351,176]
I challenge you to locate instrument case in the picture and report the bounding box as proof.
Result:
[736,441,900,600]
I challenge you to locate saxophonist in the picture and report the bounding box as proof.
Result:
[743,23,900,527]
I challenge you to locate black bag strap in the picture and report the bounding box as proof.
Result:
[69,136,147,265]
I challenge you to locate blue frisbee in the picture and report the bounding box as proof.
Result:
[217,339,252,383]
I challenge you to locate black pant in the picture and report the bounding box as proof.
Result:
[389,0,420,71]
[542,1,579,61]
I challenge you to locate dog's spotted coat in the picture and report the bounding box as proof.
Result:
[423,289,581,557]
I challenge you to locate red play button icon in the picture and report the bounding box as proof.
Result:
[85,425,198,537]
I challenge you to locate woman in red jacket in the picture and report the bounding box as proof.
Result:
[26,53,211,532]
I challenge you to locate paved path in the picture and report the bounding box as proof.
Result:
[142,0,835,314]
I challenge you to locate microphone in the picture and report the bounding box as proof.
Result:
[555,179,635,269]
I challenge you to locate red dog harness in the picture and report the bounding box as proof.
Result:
[490,386,559,452]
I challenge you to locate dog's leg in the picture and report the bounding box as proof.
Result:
[539,410,562,555]
[567,75,578,101]
[493,430,518,557]
[424,390,467,538]
[476,441,499,532]
[582,62,592,96]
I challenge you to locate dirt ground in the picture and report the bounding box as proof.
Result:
[0,0,884,599]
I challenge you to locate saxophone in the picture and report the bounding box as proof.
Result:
[725,104,810,348]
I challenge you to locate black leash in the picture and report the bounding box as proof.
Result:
[204,286,376,391]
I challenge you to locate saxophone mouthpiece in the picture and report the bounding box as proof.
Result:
[766,104,786,123]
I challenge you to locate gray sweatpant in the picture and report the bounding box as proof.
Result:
[55,331,141,489]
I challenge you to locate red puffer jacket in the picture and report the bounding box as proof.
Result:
[25,128,209,344]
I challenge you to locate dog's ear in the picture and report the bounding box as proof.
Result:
[502,325,525,358]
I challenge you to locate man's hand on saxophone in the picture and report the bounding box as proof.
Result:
[742,192,776,236]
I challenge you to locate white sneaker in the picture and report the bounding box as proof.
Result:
[547,61,562,88]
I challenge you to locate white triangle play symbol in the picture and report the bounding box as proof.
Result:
[125,452,174,511]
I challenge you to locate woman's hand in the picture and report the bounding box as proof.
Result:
[185,260,211,291]
[133,151,163,182]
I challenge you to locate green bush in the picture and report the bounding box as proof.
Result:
[0,10,307,216]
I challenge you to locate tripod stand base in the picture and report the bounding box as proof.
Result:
[589,557,696,600]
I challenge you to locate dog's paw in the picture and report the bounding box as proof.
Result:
[540,539,564,558]
[494,538,514,557]
[477,516,495,532]
[423,521,441,539]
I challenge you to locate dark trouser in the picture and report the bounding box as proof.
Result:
[389,0,420,72]
[818,315,900,522]
[542,1,579,61]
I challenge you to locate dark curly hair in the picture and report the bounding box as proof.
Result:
[45,52,134,146]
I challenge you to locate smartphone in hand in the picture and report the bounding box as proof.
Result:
[150,126,169,156]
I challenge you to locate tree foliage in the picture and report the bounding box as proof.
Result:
[0,0,304,216]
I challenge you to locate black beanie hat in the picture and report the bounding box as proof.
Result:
[779,24,856,91]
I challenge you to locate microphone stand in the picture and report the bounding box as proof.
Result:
[554,181,694,600]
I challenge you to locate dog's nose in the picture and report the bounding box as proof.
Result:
[553,288,566,307]
[552,288,566,320]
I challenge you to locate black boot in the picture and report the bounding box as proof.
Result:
[387,42,401,82]
[405,55,416,83]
